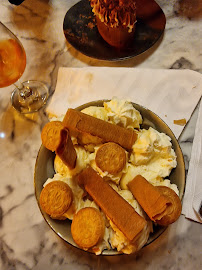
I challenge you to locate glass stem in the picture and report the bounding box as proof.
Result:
[14,80,33,99]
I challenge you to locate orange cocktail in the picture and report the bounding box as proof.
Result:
[0,39,26,87]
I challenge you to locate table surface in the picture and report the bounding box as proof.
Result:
[0,1,202,270]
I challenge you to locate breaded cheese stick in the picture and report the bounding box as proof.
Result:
[62,109,137,150]
[77,167,146,242]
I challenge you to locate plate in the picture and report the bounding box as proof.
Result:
[63,0,166,61]
[34,100,185,255]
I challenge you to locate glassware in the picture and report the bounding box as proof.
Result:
[0,21,49,114]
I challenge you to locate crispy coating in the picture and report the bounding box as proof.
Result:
[39,181,73,219]
[71,207,105,249]
[155,186,182,226]
[95,142,126,174]
[41,121,64,152]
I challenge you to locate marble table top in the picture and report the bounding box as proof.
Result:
[0,0,201,269]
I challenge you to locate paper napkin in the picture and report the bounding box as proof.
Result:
[46,67,202,139]
[182,98,202,223]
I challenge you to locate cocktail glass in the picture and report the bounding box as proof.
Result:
[0,21,49,114]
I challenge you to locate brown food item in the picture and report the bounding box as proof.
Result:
[128,175,182,225]
[96,16,136,48]
[71,207,105,249]
[63,109,137,150]
[95,142,126,174]
[90,0,136,48]
[41,121,64,152]
[128,175,169,221]
[77,167,146,242]
[40,181,73,219]
[56,128,77,169]
[78,132,104,146]
[173,118,187,126]
[155,186,182,226]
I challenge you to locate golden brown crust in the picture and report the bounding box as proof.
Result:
[155,186,182,226]
[71,207,105,249]
[77,167,146,242]
[41,121,64,152]
[95,142,126,174]
[39,181,73,219]
[62,108,137,150]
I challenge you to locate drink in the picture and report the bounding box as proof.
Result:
[0,39,26,87]
[0,21,48,113]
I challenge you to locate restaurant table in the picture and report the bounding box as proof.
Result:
[0,0,201,270]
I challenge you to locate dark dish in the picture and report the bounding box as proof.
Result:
[63,0,166,61]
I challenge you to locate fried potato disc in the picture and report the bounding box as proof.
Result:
[39,181,73,219]
[41,121,64,152]
[95,142,126,174]
[71,207,105,249]
[155,186,182,226]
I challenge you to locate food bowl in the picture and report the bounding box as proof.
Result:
[34,100,185,255]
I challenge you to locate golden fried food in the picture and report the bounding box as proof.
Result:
[155,186,182,226]
[77,167,146,242]
[128,175,182,226]
[41,121,64,152]
[56,129,77,169]
[39,181,73,219]
[71,207,105,249]
[95,142,126,174]
[62,109,137,150]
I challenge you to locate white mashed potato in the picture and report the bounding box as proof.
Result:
[44,97,179,255]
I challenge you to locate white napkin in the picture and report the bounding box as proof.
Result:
[46,67,202,139]
[182,98,202,223]
[46,67,202,223]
